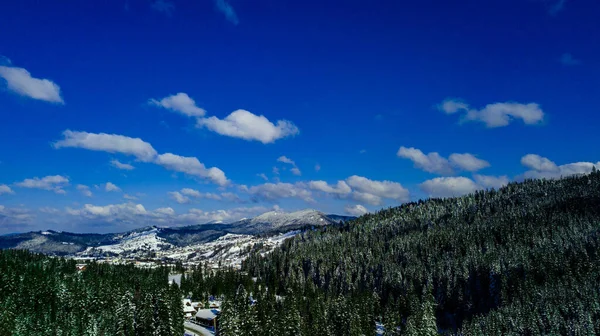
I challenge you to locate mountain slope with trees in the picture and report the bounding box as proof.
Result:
[238,169,600,335]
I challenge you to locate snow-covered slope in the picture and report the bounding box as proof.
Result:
[234,209,335,233]
[80,228,172,257]
[1,209,351,259]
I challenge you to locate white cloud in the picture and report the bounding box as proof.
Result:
[39,207,60,214]
[308,180,352,195]
[315,164,321,172]
[473,175,510,189]
[521,154,600,179]
[154,153,229,186]
[344,204,368,217]
[220,192,243,203]
[15,175,69,194]
[351,191,383,206]
[277,156,295,165]
[439,99,469,114]
[397,147,454,175]
[247,182,314,202]
[420,177,480,198]
[66,202,147,219]
[0,206,35,230]
[105,182,121,192]
[346,175,410,203]
[272,167,280,175]
[76,184,93,197]
[257,173,268,181]
[54,130,158,162]
[449,153,490,172]
[110,159,135,170]
[0,184,14,195]
[168,191,190,204]
[54,130,228,186]
[290,167,302,176]
[123,194,138,200]
[197,109,299,144]
[214,0,239,25]
[154,207,175,216]
[521,154,558,172]
[439,99,545,128]
[180,188,222,200]
[63,202,271,228]
[0,65,64,103]
[308,176,408,206]
[149,92,206,117]
[398,146,490,174]
[277,155,302,176]
[180,188,201,198]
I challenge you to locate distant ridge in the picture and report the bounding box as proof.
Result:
[0,209,355,256]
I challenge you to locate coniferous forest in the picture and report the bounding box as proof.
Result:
[3,171,600,335]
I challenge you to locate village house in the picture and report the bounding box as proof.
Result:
[194,309,220,331]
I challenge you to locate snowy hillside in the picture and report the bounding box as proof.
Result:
[234,209,335,233]
[80,228,173,257]
[0,209,353,259]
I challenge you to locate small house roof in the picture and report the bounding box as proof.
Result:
[195,309,220,321]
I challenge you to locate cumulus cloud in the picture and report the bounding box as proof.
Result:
[62,202,274,229]
[54,130,228,186]
[346,175,410,204]
[344,204,368,217]
[351,191,383,206]
[66,203,148,221]
[420,177,480,198]
[0,206,35,232]
[149,92,205,117]
[521,154,558,172]
[54,130,158,162]
[180,188,222,200]
[247,183,314,203]
[0,184,14,195]
[307,176,408,206]
[197,109,299,144]
[15,175,69,194]
[439,99,544,128]
[521,154,600,179]
[104,182,121,192]
[398,147,490,174]
[168,191,190,204]
[473,175,510,189]
[308,180,352,195]
[154,153,229,186]
[110,159,135,170]
[77,184,93,197]
[397,147,454,175]
[277,156,295,165]
[213,0,239,25]
[449,153,490,172]
[0,65,64,103]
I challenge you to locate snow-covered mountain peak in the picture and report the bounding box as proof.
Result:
[243,209,333,232]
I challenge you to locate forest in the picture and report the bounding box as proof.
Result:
[2,170,600,335]
[0,251,183,336]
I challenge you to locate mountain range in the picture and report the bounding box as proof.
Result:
[0,209,354,256]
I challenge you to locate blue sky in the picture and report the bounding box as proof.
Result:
[1,0,599,233]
